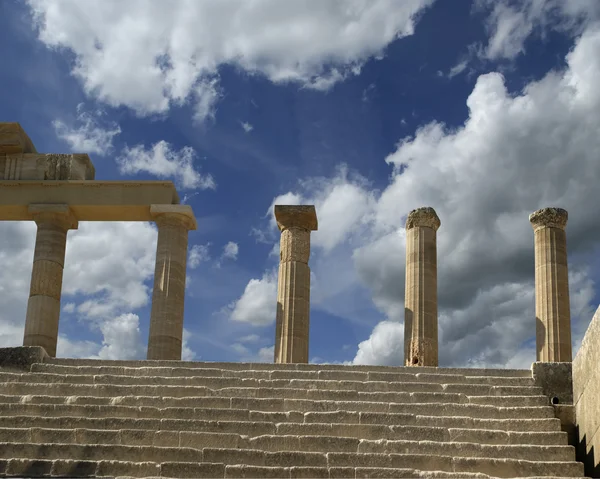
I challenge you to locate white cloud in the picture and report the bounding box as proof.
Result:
[241,121,254,133]
[476,0,600,61]
[63,222,158,319]
[353,321,404,365]
[182,328,196,361]
[117,141,215,190]
[229,270,277,326]
[446,59,469,79]
[94,313,146,360]
[221,241,239,261]
[188,243,211,269]
[238,334,261,344]
[53,103,121,155]
[26,0,434,118]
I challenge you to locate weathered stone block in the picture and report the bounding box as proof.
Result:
[532,361,573,404]
[0,123,37,154]
[0,346,48,372]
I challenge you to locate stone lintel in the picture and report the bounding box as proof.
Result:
[28,203,78,230]
[274,205,318,232]
[0,123,37,154]
[150,204,197,230]
[406,206,441,231]
[0,181,180,222]
[530,207,568,231]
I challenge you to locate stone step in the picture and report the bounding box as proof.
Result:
[0,380,544,400]
[0,416,562,437]
[0,444,584,476]
[0,427,570,448]
[29,364,534,386]
[0,458,579,479]
[0,402,556,421]
[0,372,537,394]
[42,358,533,377]
[0,392,551,408]
[0,434,575,462]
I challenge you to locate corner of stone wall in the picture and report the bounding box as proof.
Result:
[0,346,48,371]
[531,362,576,446]
[573,305,600,477]
[532,361,573,404]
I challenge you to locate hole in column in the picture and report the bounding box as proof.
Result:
[551,396,559,405]
[412,357,419,365]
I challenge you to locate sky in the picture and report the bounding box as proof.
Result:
[1,0,600,368]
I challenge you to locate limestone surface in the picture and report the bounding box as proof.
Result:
[0,348,587,478]
[274,205,318,364]
[404,207,440,367]
[530,207,571,362]
[0,123,37,154]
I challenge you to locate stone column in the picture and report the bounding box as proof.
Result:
[404,207,441,367]
[147,205,197,360]
[274,205,318,364]
[23,204,78,357]
[530,207,572,362]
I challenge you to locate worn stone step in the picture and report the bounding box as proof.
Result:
[0,372,538,396]
[29,364,534,386]
[42,358,533,377]
[0,458,577,479]
[0,414,560,441]
[0,392,551,408]
[0,401,556,421]
[0,430,573,461]
[0,381,544,400]
[0,426,569,451]
[0,444,584,476]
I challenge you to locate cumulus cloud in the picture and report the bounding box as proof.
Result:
[476,0,600,61]
[26,0,434,118]
[188,243,211,269]
[221,242,239,261]
[241,122,254,133]
[229,270,277,326]
[53,103,121,155]
[353,321,404,365]
[94,313,146,360]
[117,141,215,190]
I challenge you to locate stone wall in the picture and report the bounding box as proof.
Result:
[573,305,600,476]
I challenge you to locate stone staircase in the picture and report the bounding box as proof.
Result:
[0,357,586,478]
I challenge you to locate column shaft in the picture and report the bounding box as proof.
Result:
[147,214,191,360]
[275,228,311,363]
[404,207,440,367]
[23,205,77,357]
[531,208,571,362]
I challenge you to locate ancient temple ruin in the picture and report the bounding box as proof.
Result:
[0,122,598,478]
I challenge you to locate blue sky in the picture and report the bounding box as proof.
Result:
[1,0,600,367]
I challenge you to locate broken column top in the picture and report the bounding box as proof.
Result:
[0,122,95,181]
[274,205,318,232]
[406,206,441,231]
[0,123,37,154]
[529,207,568,231]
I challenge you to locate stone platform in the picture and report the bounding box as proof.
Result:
[0,347,586,478]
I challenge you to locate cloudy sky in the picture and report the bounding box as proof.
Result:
[1,0,599,368]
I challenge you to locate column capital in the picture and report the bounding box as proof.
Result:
[28,204,78,230]
[274,205,318,232]
[529,207,568,231]
[406,207,440,231]
[150,204,197,230]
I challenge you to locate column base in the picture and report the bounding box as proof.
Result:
[147,335,182,360]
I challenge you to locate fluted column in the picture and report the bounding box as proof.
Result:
[404,207,441,367]
[23,204,78,357]
[530,207,572,362]
[147,205,197,360]
[274,205,318,364]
